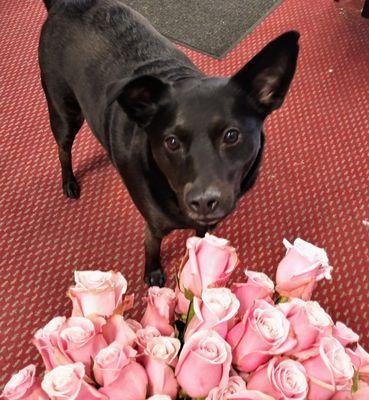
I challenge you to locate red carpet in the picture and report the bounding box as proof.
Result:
[0,0,368,387]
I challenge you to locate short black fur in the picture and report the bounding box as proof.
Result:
[39,0,299,286]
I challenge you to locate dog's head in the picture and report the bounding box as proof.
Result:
[109,32,299,226]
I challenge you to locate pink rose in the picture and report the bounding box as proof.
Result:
[333,322,359,347]
[175,285,190,316]
[136,326,161,353]
[98,360,148,400]
[1,365,47,400]
[93,342,136,387]
[102,315,137,347]
[228,390,276,399]
[185,287,240,340]
[347,344,369,382]
[179,234,238,297]
[147,396,172,400]
[141,336,181,399]
[125,318,142,332]
[333,382,369,400]
[247,357,308,400]
[42,363,105,400]
[227,300,296,372]
[59,316,107,370]
[33,316,69,370]
[279,299,333,353]
[232,270,274,316]
[276,238,333,300]
[68,270,127,318]
[175,329,232,398]
[302,337,354,400]
[205,376,246,399]
[141,287,176,336]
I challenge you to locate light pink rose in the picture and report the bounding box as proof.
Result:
[175,329,232,398]
[276,238,333,300]
[98,360,148,400]
[232,270,274,316]
[102,315,137,347]
[58,316,107,370]
[125,318,142,333]
[42,363,105,400]
[141,287,177,336]
[33,316,69,370]
[147,396,172,400]
[333,322,359,347]
[302,337,354,400]
[136,326,161,353]
[185,287,240,340]
[279,299,333,353]
[141,336,181,399]
[93,342,136,387]
[247,357,308,400]
[175,285,190,316]
[179,234,238,297]
[1,365,48,400]
[333,382,369,400]
[226,300,297,372]
[68,270,127,317]
[347,344,369,383]
[228,390,275,399]
[205,375,246,399]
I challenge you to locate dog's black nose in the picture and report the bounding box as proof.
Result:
[186,188,221,215]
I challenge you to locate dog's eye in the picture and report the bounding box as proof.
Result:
[164,136,181,151]
[223,129,240,145]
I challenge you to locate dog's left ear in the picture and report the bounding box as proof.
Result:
[230,31,300,115]
[106,75,171,127]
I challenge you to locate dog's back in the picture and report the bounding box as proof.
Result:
[39,0,199,134]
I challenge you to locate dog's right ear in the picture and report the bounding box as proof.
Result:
[106,75,171,127]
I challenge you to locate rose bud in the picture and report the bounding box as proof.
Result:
[302,337,354,400]
[227,300,296,372]
[276,238,332,300]
[185,287,239,340]
[175,329,232,398]
[247,357,308,400]
[68,270,127,317]
[141,286,177,336]
[1,365,48,400]
[232,270,274,316]
[179,234,238,297]
[42,363,105,400]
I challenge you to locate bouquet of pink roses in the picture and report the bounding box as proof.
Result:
[2,235,368,400]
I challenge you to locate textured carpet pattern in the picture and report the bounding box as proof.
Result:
[125,0,281,57]
[0,0,368,388]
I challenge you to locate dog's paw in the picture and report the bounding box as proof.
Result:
[63,180,80,199]
[145,268,166,287]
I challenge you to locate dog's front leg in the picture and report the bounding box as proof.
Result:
[144,225,166,287]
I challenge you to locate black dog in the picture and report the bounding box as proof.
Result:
[39,0,299,286]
